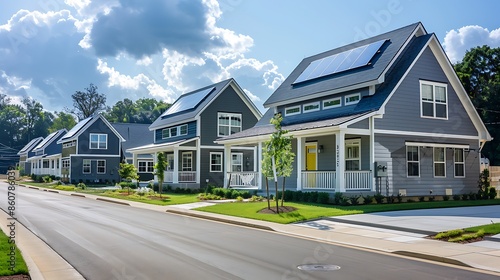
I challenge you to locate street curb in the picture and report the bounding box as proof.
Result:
[28,186,39,190]
[71,194,86,198]
[325,217,437,236]
[393,251,471,267]
[166,209,275,232]
[48,190,59,193]
[96,197,130,206]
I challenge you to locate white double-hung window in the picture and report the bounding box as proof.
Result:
[218,113,242,136]
[421,81,447,119]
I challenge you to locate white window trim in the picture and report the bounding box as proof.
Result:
[433,147,446,178]
[182,152,193,171]
[166,154,174,171]
[345,93,361,105]
[179,124,188,136]
[323,97,341,109]
[406,146,420,178]
[303,102,320,113]
[209,152,223,172]
[138,160,154,173]
[83,159,91,174]
[231,152,243,172]
[284,105,301,116]
[97,160,106,174]
[218,112,242,136]
[420,80,448,120]
[90,133,107,149]
[345,139,361,171]
[454,148,466,178]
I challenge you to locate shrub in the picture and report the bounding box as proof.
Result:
[406,198,415,203]
[284,190,294,202]
[77,182,87,189]
[386,195,395,204]
[42,175,53,183]
[212,187,225,197]
[309,191,318,203]
[374,193,385,204]
[317,192,330,204]
[469,192,478,200]
[333,192,345,205]
[429,196,435,202]
[249,195,265,202]
[453,194,461,201]
[418,196,425,202]
[489,188,497,199]
[119,181,136,189]
[442,195,449,201]
[478,169,490,198]
[362,195,373,205]
[349,195,361,206]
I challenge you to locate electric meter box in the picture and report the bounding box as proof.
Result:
[374,161,388,177]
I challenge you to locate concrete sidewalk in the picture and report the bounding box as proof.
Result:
[11,185,500,278]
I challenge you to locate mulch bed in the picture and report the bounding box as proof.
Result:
[258,206,298,214]
[427,234,493,244]
[0,275,30,280]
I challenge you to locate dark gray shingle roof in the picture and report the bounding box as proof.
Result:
[111,123,153,158]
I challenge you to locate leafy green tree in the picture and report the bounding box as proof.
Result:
[454,45,500,164]
[49,112,77,133]
[0,104,24,148]
[262,113,295,213]
[106,98,136,123]
[105,98,170,124]
[154,152,168,197]
[22,97,52,142]
[68,83,107,120]
[118,162,139,195]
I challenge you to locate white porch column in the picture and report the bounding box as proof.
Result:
[296,136,304,190]
[257,142,263,190]
[173,149,179,183]
[196,139,201,184]
[336,130,346,192]
[132,153,137,167]
[153,152,158,183]
[223,144,232,188]
[369,116,376,191]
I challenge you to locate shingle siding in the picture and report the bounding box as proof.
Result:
[375,47,477,136]
[70,156,121,184]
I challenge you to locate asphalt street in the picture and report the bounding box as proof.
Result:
[0,183,497,280]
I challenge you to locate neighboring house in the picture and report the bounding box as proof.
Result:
[28,129,67,177]
[127,78,262,189]
[57,114,126,184]
[111,123,154,181]
[17,137,43,175]
[216,22,491,196]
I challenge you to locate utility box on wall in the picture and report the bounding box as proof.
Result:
[374,161,388,177]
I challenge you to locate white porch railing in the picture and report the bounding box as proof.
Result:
[228,172,260,189]
[164,171,173,183]
[300,170,372,190]
[179,171,196,182]
[345,171,372,190]
[301,171,337,190]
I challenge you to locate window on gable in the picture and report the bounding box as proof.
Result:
[421,81,447,119]
[303,102,320,113]
[407,146,419,177]
[90,133,107,149]
[345,93,360,105]
[83,159,91,174]
[284,106,301,116]
[434,147,446,177]
[323,98,341,109]
[218,113,242,136]
[210,152,222,172]
[454,148,465,178]
[97,160,106,174]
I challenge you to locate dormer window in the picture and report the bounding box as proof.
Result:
[303,102,320,113]
[345,93,361,105]
[323,97,341,109]
[285,106,301,116]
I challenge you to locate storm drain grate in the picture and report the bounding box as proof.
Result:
[297,264,341,271]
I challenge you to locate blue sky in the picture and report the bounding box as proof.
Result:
[0,0,499,114]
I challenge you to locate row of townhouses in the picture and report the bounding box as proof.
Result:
[18,22,491,196]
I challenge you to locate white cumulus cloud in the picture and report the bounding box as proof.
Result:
[443,25,500,63]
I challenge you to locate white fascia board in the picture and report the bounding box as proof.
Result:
[404,142,469,149]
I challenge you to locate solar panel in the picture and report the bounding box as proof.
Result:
[60,116,92,141]
[293,39,387,84]
[161,87,215,117]
[34,131,58,150]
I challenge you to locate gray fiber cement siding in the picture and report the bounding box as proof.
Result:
[375,47,477,136]
[375,134,479,196]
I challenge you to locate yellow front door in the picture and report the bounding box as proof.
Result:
[305,145,317,188]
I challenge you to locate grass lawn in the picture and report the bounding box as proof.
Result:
[0,229,29,276]
[433,223,500,243]
[466,223,500,235]
[19,181,199,206]
[196,199,500,224]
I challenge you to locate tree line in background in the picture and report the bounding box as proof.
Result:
[1,45,499,164]
[0,83,170,151]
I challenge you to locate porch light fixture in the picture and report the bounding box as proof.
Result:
[318,145,324,153]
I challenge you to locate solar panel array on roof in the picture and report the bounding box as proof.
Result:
[34,130,59,150]
[293,39,387,84]
[60,116,92,141]
[161,87,215,118]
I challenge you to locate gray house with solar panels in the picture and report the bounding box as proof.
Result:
[216,22,491,196]
[127,78,262,189]
[57,114,126,184]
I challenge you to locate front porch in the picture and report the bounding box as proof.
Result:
[301,170,372,191]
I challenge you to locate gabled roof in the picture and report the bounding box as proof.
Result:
[149,78,262,131]
[17,137,44,155]
[57,114,126,143]
[111,123,153,158]
[33,129,67,153]
[264,22,424,108]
